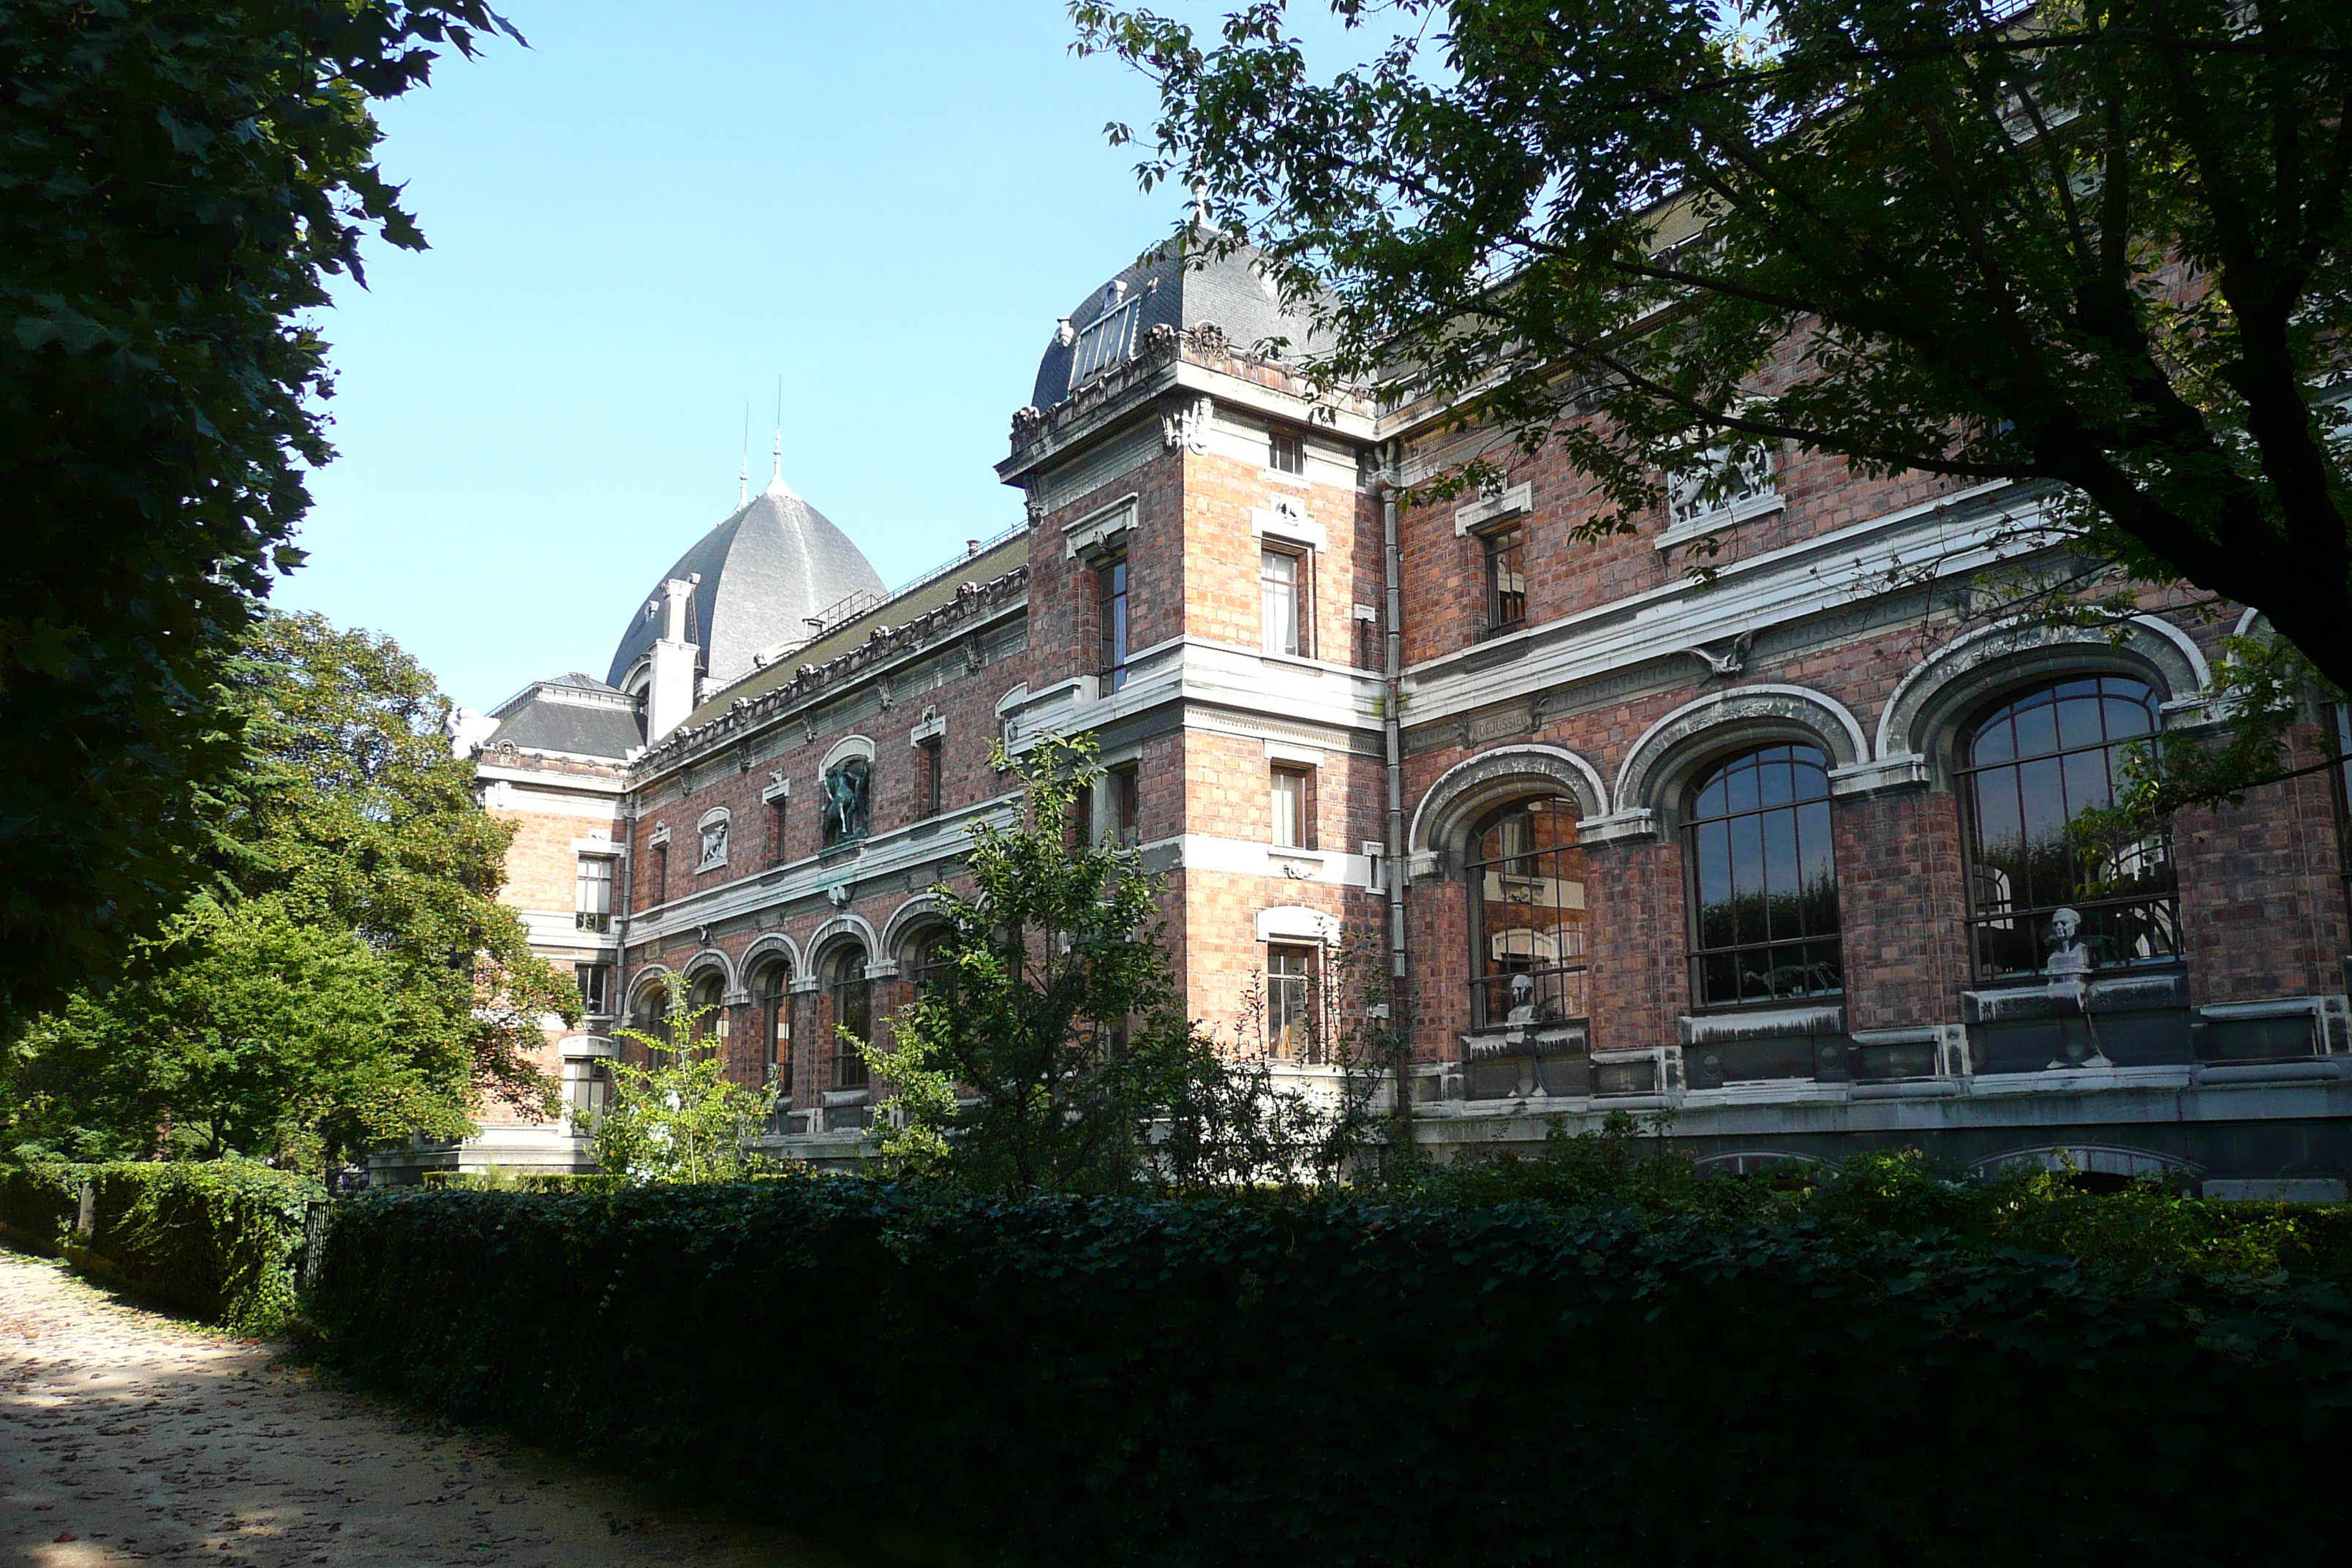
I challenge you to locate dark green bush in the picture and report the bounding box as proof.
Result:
[310,1172,2352,1568]
[0,1158,323,1333]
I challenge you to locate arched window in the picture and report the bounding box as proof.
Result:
[913,932,957,1000]
[757,962,792,1094]
[687,973,726,1052]
[1684,744,1842,1008]
[1466,799,1588,1029]
[628,982,670,1059]
[1959,676,2178,980]
[829,948,871,1090]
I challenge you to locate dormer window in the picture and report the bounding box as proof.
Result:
[1068,296,1141,391]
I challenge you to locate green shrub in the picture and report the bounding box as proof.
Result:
[310,1177,2352,1568]
[0,1158,323,1333]
[0,1158,76,1248]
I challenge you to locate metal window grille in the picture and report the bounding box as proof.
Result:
[1467,799,1590,1030]
[1684,745,1843,1008]
[1959,676,2179,981]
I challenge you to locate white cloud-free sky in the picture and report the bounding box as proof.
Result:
[282,2,1183,711]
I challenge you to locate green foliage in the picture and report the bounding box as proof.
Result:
[0,0,518,1033]
[864,734,1378,1192]
[1075,0,2352,694]
[593,978,777,1184]
[0,613,572,1171]
[0,1157,322,1333]
[312,1174,2352,1567]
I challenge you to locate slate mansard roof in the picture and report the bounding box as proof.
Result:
[483,673,643,761]
[604,475,886,691]
[1028,231,1331,412]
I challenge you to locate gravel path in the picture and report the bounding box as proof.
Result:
[0,1251,844,1568]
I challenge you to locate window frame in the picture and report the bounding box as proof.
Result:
[751,963,791,1094]
[1259,544,1309,658]
[917,735,944,820]
[1267,426,1305,475]
[1107,764,1141,847]
[1096,555,1131,693]
[1681,743,1845,1012]
[1956,674,2181,984]
[1465,797,1590,1032]
[1270,766,1312,850]
[829,949,872,1090]
[573,854,614,932]
[573,961,613,1018]
[1264,943,1321,1061]
[1482,524,1526,636]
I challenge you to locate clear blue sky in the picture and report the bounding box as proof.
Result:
[280,2,1183,712]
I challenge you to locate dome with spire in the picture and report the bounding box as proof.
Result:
[1029,230,1331,412]
[605,472,886,693]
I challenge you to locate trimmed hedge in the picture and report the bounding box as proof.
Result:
[310,1180,2352,1567]
[0,1159,324,1333]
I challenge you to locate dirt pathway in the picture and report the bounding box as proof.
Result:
[0,1251,844,1567]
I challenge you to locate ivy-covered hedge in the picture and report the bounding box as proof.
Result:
[310,1178,2352,1567]
[0,1159,323,1333]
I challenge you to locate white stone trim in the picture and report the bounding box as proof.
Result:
[1408,743,1610,859]
[1255,905,1341,946]
[1063,492,1139,560]
[821,733,876,772]
[1613,684,1869,815]
[1263,739,1326,768]
[1452,482,1532,536]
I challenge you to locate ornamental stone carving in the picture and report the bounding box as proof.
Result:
[1191,320,1229,359]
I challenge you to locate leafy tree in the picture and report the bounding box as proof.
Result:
[0,611,571,1170]
[0,0,519,1034]
[1076,0,2352,753]
[865,735,1374,1192]
[592,978,777,1184]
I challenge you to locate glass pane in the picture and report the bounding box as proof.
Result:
[1729,813,1767,945]
[1695,820,1733,947]
[1760,805,1801,939]
[2010,696,2059,761]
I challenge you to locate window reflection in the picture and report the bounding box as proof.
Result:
[1684,744,1843,1007]
[830,949,871,1089]
[1467,799,1588,1028]
[1960,676,2179,979]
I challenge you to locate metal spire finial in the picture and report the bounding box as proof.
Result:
[738,404,749,506]
[772,375,784,483]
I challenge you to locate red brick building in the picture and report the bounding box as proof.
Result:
[431,231,2352,1196]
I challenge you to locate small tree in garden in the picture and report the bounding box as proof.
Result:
[863,734,1379,1192]
[592,976,777,1184]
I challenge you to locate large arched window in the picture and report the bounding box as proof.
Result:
[1466,798,1588,1030]
[757,962,792,1095]
[1959,675,2178,980]
[829,948,871,1090]
[1684,744,1842,1008]
[687,973,726,1052]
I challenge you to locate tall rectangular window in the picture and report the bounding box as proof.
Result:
[1260,548,1305,657]
[1266,946,1316,1060]
[573,856,613,932]
[918,736,944,819]
[1270,768,1311,850]
[1268,427,1305,475]
[1109,764,1141,847]
[769,795,788,867]
[1097,557,1130,692]
[1485,525,1526,633]
[574,962,612,1017]
[652,844,668,906]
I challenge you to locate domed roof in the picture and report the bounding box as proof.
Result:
[606,475,886,690]
[1029,231,1330,411]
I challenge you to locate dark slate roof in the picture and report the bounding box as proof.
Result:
[604,476,886,690]
[484,674,642,760]
[1029,230,1330,411]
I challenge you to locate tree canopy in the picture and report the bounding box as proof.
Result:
[1,613,570,1171]
[0,0,517,1033]
[1075,0,2352,691]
